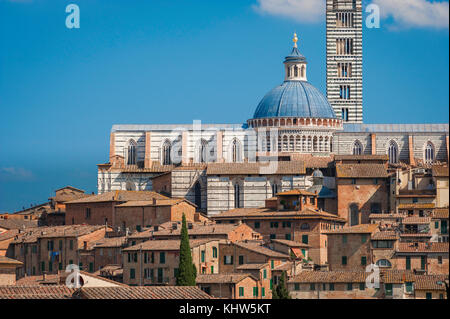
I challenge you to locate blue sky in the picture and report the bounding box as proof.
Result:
[0,0,448,212]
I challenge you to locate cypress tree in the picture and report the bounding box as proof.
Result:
[273,271,291,299]
[176,213,196,286]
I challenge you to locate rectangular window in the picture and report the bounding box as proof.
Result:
[69,240,73,250]
[361,256,367,266]
[285,234,291,240]
[174,268,179,277]
[261,287,265,297]
[270,222,279,228]
[271,260,274,269]
[201,250,205,263]
[89,262,94,272]
[263,269,267,279]
[294,283,300,291]
[329,283,335,291]
[405,282,413,293]
[302,235,309,245]
[239,287,244,297]
[385,283,393,296]
[238,255,244,265]
[254,222,260,229]
[212,247,217,258]
[342,256,347,265]
[48,262,53,272]
[426,292,432,300]
[438,256,443,264]
[339,85,351,100]
[342,235,347,244]
[58,263,63,271]
[337,62,352,77]
[253,287,258,297]
[41,262,45,271]
[224,255,233,265]
[270,234,276,239]
[347,283,353,291]
[435,221,439,229]
[210,266,214,273]
[130,268,135,279]
[420,256,426,270]
[361,234,368,243]
[144,252,148,264]
[406,256,411,270]
[359,283,365,290]
[136,225,141,232]
[85,208,91,219]
[310,283,315,291]
[59,240,63,250]
[160,252,166,264]
[341,108,349,121]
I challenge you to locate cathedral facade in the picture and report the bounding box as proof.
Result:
[97,1,448,217]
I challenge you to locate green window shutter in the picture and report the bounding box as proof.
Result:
[58,263,63,271]
[174,268,179,277]
[136,225,141,232]
[329,283,334,291]
[41,262,45,271]
[342,235,347,244]
[426,292,432,299]
[361,256,367,266]
[270,234,276,239]
[48,262,53,272]
[89,262,94,272]
[263,269,267,279]
[294,283,300,291]
[201,250,205,262]
[302,235,308,244]
[310,283,315,291]
[285,234,291,240]
[359,283,365,290]
[69,259,73,266]
[130,268,135,279]
[386,284,393,296]
[261,287,265,297]
[270,279,273,290]
[361,234,367,243]
[301,249,306,257]
[271,260,274,269]
[212,247,217,258]
[238,255,244,265]
[69,240,73,250]
[406,256,411,270]
[347,283,352,291]
[160,252,165,264]
[59,240,63,250]
[406,282,413,293]
[435,221,439,229]
[239,287,244,297]
[78,262,82,270]
[342,256,347,265]
[255,222,260,229]
[211,266,214,273]
[144,252,148,264]
[253,287,258,297]
[128,253,131,263]
[420,256,426,270]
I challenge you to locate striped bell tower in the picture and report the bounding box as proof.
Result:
[326,0,363,123]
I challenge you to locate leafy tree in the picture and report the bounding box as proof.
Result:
[272,271,291,299]
[176,213,196,286]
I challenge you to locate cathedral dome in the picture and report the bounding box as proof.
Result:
[253,80,336,119]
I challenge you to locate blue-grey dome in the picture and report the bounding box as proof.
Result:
[253,80,337,119]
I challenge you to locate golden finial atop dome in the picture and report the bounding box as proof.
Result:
[293,32,298,48]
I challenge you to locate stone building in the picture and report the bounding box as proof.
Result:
[122,238,220,286]
[0,256,22,285]
[196,273,261,299]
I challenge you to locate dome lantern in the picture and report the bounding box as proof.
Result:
[284,33,307,81]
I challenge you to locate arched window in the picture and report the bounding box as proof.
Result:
[162,140,171,165]
[424,142,434,164]
[388,141,398,164]
[126,139,137,165]
[352,140,363,155]
[300,223,310,230]
[301,66,305,77]
[234,184,241,209]
[287,67,291,77]
[231,138,242,163]
[349,204,359,226]
[294,65,298,77]
[194,182,202,209]
[197,139,208,163]
[376,259,392,268]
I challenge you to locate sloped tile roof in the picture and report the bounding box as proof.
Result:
[414,275,448,290]
[288,271,369,283]
[0,219,38,230]
[233,241,289,258]
[402,217,431,224]
[66,191,169,204]
[381,270,416,284]
[396,242,449,253]
[336,164,388,178]
[325,224,379,235]
[236,263,268,270]
[0,256,23,265]
[78,286,213,299]
[397,203,435,209]
[92,236,127,248]
[206,161,305,175]
[432,208,449,219]
[0,286,74,299]
[152,223,248,237]
[432,165,449,177]
[123,238,217,251]
[196,273,256,284]
[371,231,398,240]
[271,239,310,248]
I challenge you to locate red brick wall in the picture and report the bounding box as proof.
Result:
[66,202,117,226]
[327,233,371,271]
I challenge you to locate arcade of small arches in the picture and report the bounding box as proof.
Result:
[350,139,437,164]
[259,134,333,153]
[248,117,342,129]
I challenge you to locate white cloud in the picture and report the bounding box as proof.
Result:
[373,0,449,29]
[0,167,34,181]
[253,0,326,23]
[253,0,449,29]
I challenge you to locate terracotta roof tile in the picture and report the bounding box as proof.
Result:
[92,236,127,248]
[381,270,416,284]
[0,256,23,265]
[414,275,448,290]
[336,164,388,178]
[0,219,38,230]
[290,154,334,168]
[288,271,369,283]
[152,223,249,238]
[123,238,218,251]
[0,286,74,299]
[371,231,398,240]
[402,216,431,224]
[396,242,449,253]
[78,286,213,299]
[196,273,256,284]
[206,161,305,175]
[325,224,379,234]
[271,239,310,248]
[432,165,449,177]
[236,263,268,270]
[432,208,449,219]
[397,203,435,209]
[233,241,289,258]
[66,191,169,204]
